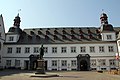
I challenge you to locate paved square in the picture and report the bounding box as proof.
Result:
[0,70,120,80]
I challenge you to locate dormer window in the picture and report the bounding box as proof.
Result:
[54,35,58,40]
[88,29,91,34]
[45,35,49,39]
[107,35,112,40]
[36,35,40,40]
[71,35,75,39]
[71,30,75,34]
[30,31,34,35]
[46,30,50,35]
[54,30,58,34]
[89,34,93,39]
[62,30,66,34]
[38,31,42,35]
[79,29,83,34]
[9,36,14,41]
[62,35,67,39]
[80,34,84,39]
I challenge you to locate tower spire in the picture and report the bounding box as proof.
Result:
[13,13,21,27]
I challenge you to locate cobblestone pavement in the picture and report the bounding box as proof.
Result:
[0,70,120,80]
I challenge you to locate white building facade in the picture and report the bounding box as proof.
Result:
[0,13,120,71]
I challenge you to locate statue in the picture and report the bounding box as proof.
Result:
[39,44,44,59]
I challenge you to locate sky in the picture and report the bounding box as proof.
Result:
[0,0,120,32]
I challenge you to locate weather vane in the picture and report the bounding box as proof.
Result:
[102,9,104,13]
[18,9,21,13]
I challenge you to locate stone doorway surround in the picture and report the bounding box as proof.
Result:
[77,54,90,71]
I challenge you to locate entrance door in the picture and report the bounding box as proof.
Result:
[45,61,47,70]
[24,60,29,70]
[80,60,88,71]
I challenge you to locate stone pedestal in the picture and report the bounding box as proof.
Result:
[35,59,45,74]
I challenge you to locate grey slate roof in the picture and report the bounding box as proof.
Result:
[5,27,120,44]
[18,27,101,44]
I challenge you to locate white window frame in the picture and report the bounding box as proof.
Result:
[16,47,21,53]
[52,47,57,53]
[52,60,57,67]
[61,47,67,53]
[15,60,20,67]
[44,47,48,53]
[25,47,30,53]
[71,47,76,53]
[107,35,112,40]
[90,59,96,66]
[80,46,86,53]
[6,60,11,67]
[99,46,104,53]
[9,36,14,41]
[108,46,114,52]
[33,47,39,53]
[71,60,77,67]
[7,47,12,53]
[61,60,67,67]
[89,46,95,53]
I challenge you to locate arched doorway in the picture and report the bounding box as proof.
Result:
[77,54,90,71]
[80,60,88,71]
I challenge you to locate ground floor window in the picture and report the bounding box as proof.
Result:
[71,60,77,67]
[6,60,11,67]
[90,59,96,67]
[61,60,67,67]
[52,60,57,67]
[15,60,20,67]
[109,59,115,66]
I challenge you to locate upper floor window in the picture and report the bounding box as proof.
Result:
[61,47,67,53]
[99,46,104,53]
[71,47,76,53]
[89,46,95,53]
[7,47,12,53]
[71,60,77,67]
[107,35,112,40]
[52,47,57,53]
[25,47,30,53]
[108,46,114,52]
[16,47,21,53]
[80,46,86,53]
[44,47,48,53]
[52,60,57,67]
[9,36,14,41]
[33,47,39,53]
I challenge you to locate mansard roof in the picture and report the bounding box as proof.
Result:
[5,27,120,44]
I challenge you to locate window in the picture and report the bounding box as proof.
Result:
[108,46,114,52]
[0,42,1,50]
[44,47,48,53]
[6,60,11,67]
[52,60,57,67]
[7,47,12,53]
[99,46,104,53]
[100,59,106,66]
[90,59,96,66]
[71,47,76,53]
[71,60,77,67]
[52,47,57,53]
[16,47,21,53]
[80,46,86,53]
[90,46,95,53]
[33,47,39,53]
[25,47,30,53]
[0,33,1,37]
[9,36,14,41]
[61,47,67,53]
[107,35,112,40]
[109,59,115,66]
[0,55,1,63]
[15,60,20,67]
[61,60,67,67]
